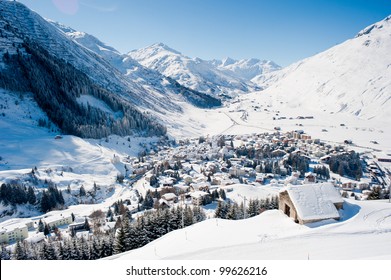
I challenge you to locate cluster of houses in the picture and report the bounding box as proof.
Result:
[1,129,387,245]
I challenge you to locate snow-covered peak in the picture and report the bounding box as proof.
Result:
[148,42,182,55]
[221,57,236,67]
[129,43,256,97]
[216,58,281,81]
[356,14,391,37]
[252,14,391,121]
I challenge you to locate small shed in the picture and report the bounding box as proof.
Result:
[279,182,344,224]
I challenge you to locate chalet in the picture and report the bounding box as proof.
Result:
[190,181,211,192]
[190,191,212,206]
[229,165,246,177]
[304,172,316,184]
[68,221,86,232]
[160,178,174,188]
[145,173,156,183]
[341,181,357,190]
[161,193,178,203]
[279,182,344,224]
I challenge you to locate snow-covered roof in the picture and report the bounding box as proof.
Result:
[24,232,45,243]
[285,182,343,222]
[43,214,71,224]
[0,219,28,233]
[162,193,177,200]
[190,191,209,198]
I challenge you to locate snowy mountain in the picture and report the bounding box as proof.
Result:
[0,1,223,138]
[49,21,222,110]
[128,43,261,97]
[252,15,391,121]
[211,57,281,80]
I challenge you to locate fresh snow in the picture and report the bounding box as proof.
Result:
[284,183,343,222]
[251,15,391,122]
[110,199,391,260]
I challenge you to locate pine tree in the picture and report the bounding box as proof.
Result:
[79,185,86,196]
[0,245,11,260]
[43,223,50,236]
[41,242,57,260]
[40,190,51,212]
[113,226,127,254]
[215,200,224,218]
[83,218,90,231]
[27,186,36,204]
[219,189,227,200]
[89,238,101,260]
[38,219,45,232]
[13,241,27,260]
[193,206,206,223]
[106,207,113,219]
[70,238,81,260]
[227,202,239,220]
[247,199,258,218]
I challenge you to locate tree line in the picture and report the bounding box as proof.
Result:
[215,197,279,220]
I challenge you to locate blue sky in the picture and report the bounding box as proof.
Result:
[18,0,391,66]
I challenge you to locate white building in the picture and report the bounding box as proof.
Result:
[43,214,73,229]
[0,220,29,244]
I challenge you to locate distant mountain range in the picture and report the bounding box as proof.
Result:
[128,43,280,97]
[1,0,390,140]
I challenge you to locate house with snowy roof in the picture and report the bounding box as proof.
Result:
[279,182,344,224]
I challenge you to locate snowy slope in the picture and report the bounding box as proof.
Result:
[252,15,391,121]
[0,1,194,116]
[49,20,221,111]
[110,199,391,260]
[212,57,281,80]
[128,43,257,97]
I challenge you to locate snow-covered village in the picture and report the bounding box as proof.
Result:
[1,128,390,260]
[1,0,391,265]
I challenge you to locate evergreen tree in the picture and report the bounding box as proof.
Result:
[27,186,36,204]
[106,207,113,219]
[215,200,224,218]
[40,190,51,212]
[41,242,57,260]
[0,245,11,260]
[113,226,127,254]
[13,241,27,260]
[219,189,227,200]
[79,186,86,196]
[89,238,101,260]
[227,202,239,220]
[83,218,90,231]
[43,223,50,236]
[38,219,45,232]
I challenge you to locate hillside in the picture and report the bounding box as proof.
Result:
[252,15,391,121]
[49,21,221,110]
[110,199,391,260]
